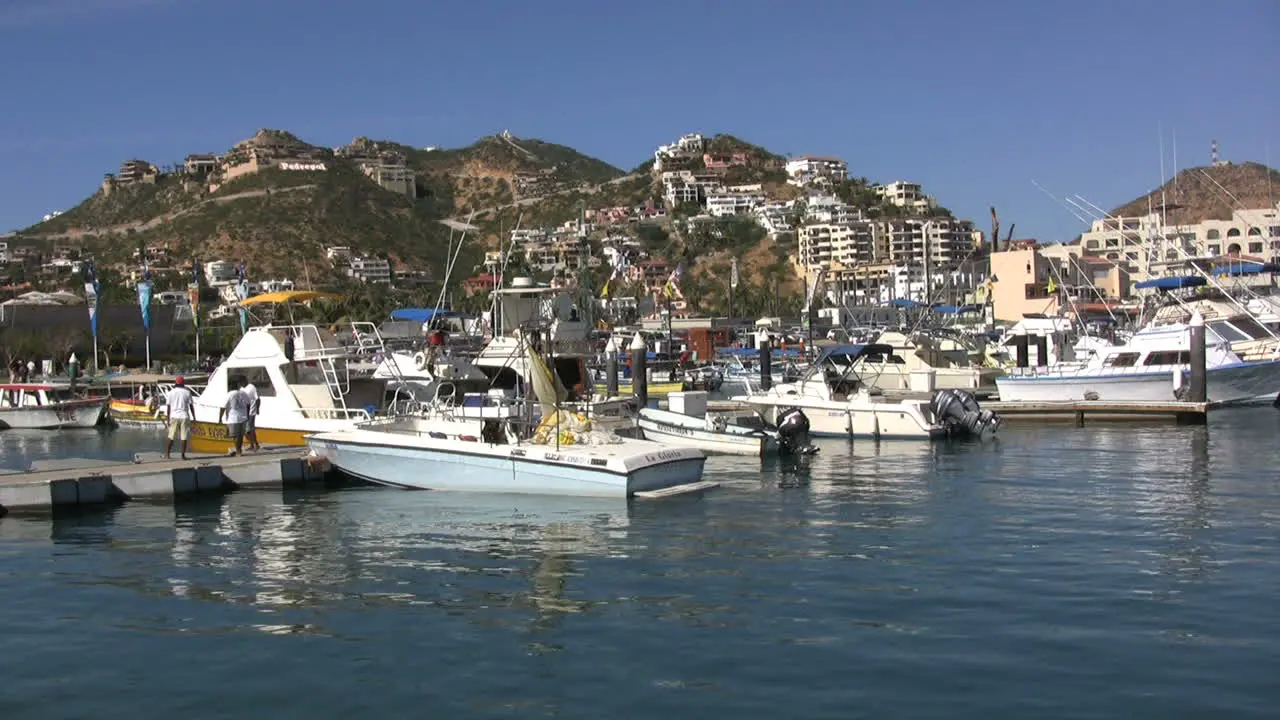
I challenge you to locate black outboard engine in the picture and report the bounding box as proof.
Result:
[930,389,1001,438]
[776,407,819,456]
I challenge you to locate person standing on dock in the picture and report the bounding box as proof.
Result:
[163,376,195,460]
[241,376,261,452]
[218,377,251,457]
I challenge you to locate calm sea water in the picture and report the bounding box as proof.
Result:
[1,413,1279,718]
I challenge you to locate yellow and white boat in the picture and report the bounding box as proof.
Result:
[106,373,208,427]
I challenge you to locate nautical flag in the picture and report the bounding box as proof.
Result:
[188,262,201,329]
[976,277,994,300]
[662,262,684,299]
[1047,276,1057,294]
[83,260,101,339]
[730,257,739,289]
[235,262,249,333]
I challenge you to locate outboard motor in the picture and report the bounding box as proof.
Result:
[776,407,819,456]
[930,389,1001,438]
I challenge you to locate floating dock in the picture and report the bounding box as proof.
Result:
[0,447,333,516]
[672,397,1210,426]
[984,400,1209,425]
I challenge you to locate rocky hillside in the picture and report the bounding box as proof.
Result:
[1111,161,1280,225]
[12,128,629,282]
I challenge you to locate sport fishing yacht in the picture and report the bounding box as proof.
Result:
[995,316,1280,405]
[188,323,423,453]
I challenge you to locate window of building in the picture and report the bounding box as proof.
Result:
[1270,226,1280,237]
[1104,352,1140,367]
[1144,351,1191,366]
[1249,242,1264,254]
[1206,229,1221,240]
[1227,243,1242,256]
[1086,240,1100,250]
[1248,227,1262,236]
[1226,228,1241,237]
[1208,245,1221,255]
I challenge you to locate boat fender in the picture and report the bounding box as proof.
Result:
[413,352,428,371]
[459,435,478,442]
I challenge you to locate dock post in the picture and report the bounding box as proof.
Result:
[756,328,773,391]
[1034,335,1049,367]
[1014,333,1030,368]
[1189,312,1207,403]
[604,336,620,398]
[630,332,649,408]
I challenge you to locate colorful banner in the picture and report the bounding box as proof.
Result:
[662,262,684,300]
[83,260,101,339]
[235,262,249,334]
[137,268,153,331]
[188,262,201,329]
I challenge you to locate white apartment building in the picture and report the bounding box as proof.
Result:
[661,170,721,208]
[1078,204,1280,282]
[260,279,296,293]
[348,257,391,284]
[204,260,238,286]
[0,241,9,264]
[705,191,765,218]
[754,201,797,235]
[804,194,865,225]
[881,218,978,268]
[785,156,848,186]
[874,180,937,214]
[653,133,706,172]
[798,222,886,269]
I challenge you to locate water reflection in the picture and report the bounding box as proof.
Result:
[26,488,645,635]
[0,427,165,470]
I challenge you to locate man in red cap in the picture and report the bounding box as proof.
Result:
[164,376,196,460]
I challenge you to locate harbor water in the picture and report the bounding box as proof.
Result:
[1,410,1278,718]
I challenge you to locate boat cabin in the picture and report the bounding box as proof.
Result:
[0,384,86,409]
[196,325,398,422]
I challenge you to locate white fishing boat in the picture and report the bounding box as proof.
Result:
[995,314,1280,405]
[0,384,108,429]
[638,388,776,459]
[307,398,708,498]
[733,344,1000,440]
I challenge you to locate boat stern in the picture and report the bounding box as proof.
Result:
[612,444,708,495]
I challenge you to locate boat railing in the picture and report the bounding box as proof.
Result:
[296,405,374,421]
[1005,362,1186,379]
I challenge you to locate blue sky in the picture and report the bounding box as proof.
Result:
[1,0,1276,239]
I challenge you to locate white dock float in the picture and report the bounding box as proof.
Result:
[633,480,720,499]
[0,446,333,516]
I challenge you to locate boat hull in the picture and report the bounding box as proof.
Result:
[308,434,707,498]
[108,399,163,427]
[738,397,943,439]
[0,398,106,430]
[187,420,312,452]
[996,359,1280,405]
[637,410,775,456]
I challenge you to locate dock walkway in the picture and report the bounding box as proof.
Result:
[0,446,332,516]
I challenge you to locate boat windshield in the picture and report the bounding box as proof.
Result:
[1223,315,1271,340]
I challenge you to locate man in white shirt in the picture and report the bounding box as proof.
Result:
[164,376,196,460]
[218,378,251,456]
[241,377,261,451]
